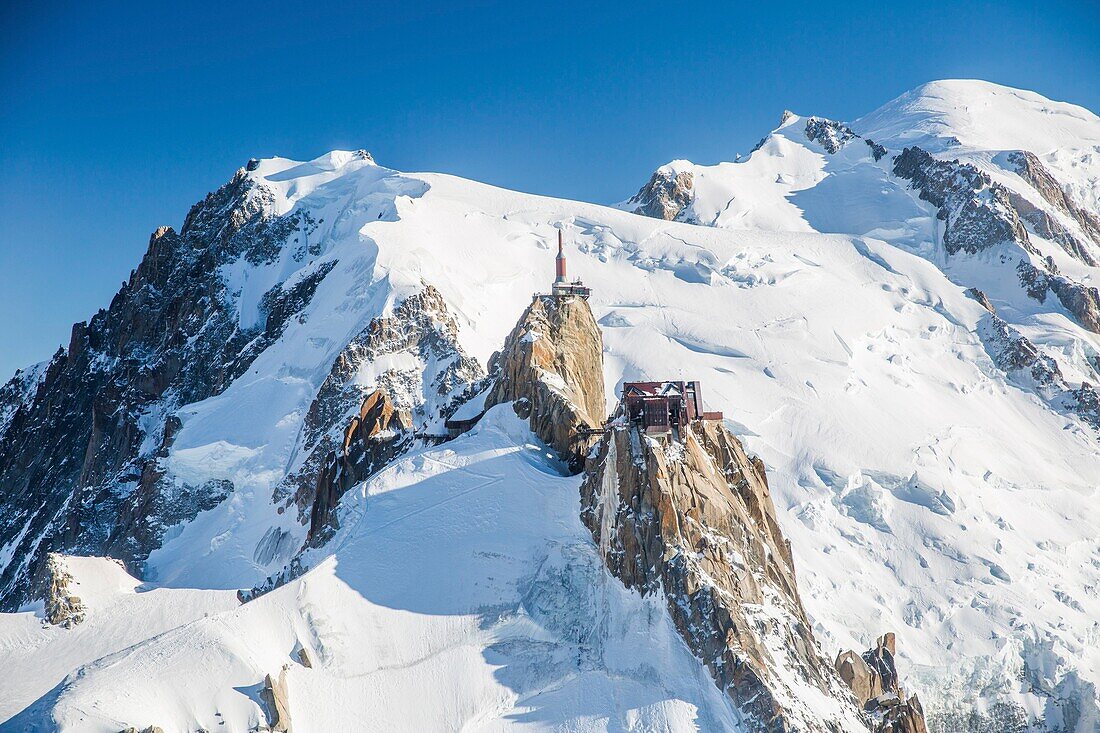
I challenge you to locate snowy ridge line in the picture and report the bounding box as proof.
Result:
[2,80,1100,732]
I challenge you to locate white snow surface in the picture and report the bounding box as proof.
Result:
[4,82,1100,730]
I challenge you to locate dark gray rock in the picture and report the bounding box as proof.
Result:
[0,167,334,609]
[804,116,858,154]
[865,139,888,161]
[1016,260,1100,334]
[977,312,1100,431]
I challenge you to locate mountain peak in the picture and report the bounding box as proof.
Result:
[854,78,1100,155]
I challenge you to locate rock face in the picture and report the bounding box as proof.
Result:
[580,419,866,732]
[964,287,996,313]
[836,634,929,733]
[892,146,1100,336]
[485,295,605,470]
[44,553,86,628]
[628,166,695,221]
[1008,150,1100,249]
[305,388,409,546]
[804,116,858,154]
[0,166,334,609]
[1006,189,1098,266]
[892,147,1033,257]
[274,285,483,545]
[262,666,293,732]
[1016,260,1100,334]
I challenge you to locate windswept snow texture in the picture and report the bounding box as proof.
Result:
[6,410,743,732]
[2,81,1100,730]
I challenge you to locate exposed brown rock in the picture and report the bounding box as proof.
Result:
[964,287,996,314]
[1008,150,1100,249]
[262,666,293,732]
[305,387,409,546]
[279,285,482,528]
[1006,190,1098,266]
[485,295,605,470]
[836,650,882,705]
[837,634,928,733]
[581,420,863,731]
[629,168,695,221]
[1016,260,1100,334]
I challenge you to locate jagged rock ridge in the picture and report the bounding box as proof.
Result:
[275,284,484,545]
[836,634,929,733]
[0,167,334,609]
[581,417,870,731]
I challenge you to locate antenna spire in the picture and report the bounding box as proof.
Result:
[555,228,567,284]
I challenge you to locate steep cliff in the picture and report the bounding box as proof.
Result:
[0,167,331,608]
[484,294,605,470]
[580,415,867,732]
[276,284,483,545]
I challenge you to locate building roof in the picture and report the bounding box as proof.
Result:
[622,381,689,397]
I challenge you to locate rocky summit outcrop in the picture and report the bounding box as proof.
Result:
[44,553,86,628]
[0,165,334,609]
[580,418,865,732]
[485,295,605,470]
[628,166,695,221]
[836,634,928,733]
[893,147,1034,258]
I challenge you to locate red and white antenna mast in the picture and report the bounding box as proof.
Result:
[555,229,567,284]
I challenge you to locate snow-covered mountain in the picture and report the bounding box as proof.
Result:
[2,81,1099,732]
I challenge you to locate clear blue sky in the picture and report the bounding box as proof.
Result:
[2,0,1098,378]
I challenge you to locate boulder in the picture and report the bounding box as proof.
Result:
[262,666,293,732]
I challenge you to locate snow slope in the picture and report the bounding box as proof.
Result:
[3,81,1100,729]
[856,80,1100,210]
[0,557,235,723]
[6,409,745,732]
